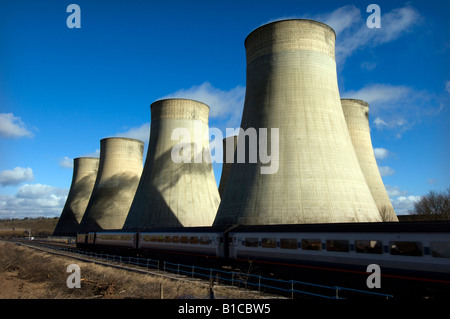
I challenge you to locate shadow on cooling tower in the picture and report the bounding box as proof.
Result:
[79,172,141,231]
[54,175,98,235]
[124,143,214,229]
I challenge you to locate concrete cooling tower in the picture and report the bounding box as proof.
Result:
[123,99,220,229]
[213,19,382,227]
[53,157,99,236]
[341,99,398,221]
[218,135,238,198]
[78,137,143,232]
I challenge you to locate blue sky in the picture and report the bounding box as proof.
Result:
[0,0,448,218]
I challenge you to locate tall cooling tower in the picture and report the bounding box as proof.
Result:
[53,157,99,236]
[213,19,382,227]
[218,135,238,198]
[78,137,143,232]
[123,99,220,229]
[341,99,398,221]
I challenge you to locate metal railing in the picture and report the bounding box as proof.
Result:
[25,241,394,300]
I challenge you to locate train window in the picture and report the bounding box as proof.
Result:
[190,237,199,244]
[180,236,189,244]
[200,236,210,245]
[157,236,164,242]
[150,236,157,242]
[262,238,277,248]
[245,238,259,247]
[326,240,349,252]
[355,240,383,254]
[390,241,423,256]
[280,238,297,249]
[431,243,450,258]
[301,239,322,250]
[172,236,179,243]
[165,236,172,243]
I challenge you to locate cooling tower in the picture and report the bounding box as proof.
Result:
[53,157,99,236]
[123,99,220,229]
[218,135,238,198]
[78,137,143,232]
[341,99,398,221]
[213,19,382,227]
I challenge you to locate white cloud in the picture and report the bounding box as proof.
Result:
[59,157,73,169]
[274,4,421,64]
[385,185,421,215]
[379,166,395,177]
[331,5,420,63]
[0,184,68,219]
[115,122,150,144]
[0,113,35,138]
[385,185,408,198]
[342,83,440,137]
[373,147,390,160]
[0,167,34,186]
[446,80,450,93]
[343,84,411,106]
[160,82,245,128]
[390,195,422,215]
[373,116,408,131]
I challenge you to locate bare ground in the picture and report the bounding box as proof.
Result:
[0,241,273,299]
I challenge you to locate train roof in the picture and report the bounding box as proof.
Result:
[228,221,450,233]
[78,221,450,235]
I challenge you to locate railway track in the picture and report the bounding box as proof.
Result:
[9,239,284,299]
[9,239,394,300]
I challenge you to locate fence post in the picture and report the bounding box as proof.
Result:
[291,280,294,299]
[258,276,261,292]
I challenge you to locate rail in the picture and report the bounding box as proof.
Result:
[20,241,394,300]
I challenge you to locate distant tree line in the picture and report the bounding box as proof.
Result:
[408,188,450,221]
[0,216,59,221]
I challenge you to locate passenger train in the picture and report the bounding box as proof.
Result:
[77,221,450,298]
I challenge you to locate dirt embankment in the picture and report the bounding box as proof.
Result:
[0,241,264,299]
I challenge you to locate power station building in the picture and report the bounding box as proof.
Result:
[213,19,383,227]
[341,99,398,221]
[78,137,144,232]
[53,157,99,236]
[123,99,220,229]
[56,19,399,235]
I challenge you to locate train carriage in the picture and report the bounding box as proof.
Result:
[138,227,227,262]
[227,222,450,295]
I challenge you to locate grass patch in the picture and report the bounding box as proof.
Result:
[0,241,271,299]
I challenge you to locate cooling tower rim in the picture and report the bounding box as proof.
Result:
[74,156,99,160]
[150,98,210,110]
[244,18,336,47]
[100,136,145,144]
[341,98,370,107]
